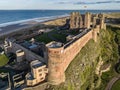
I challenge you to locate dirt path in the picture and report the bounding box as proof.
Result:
[105,75,120,90]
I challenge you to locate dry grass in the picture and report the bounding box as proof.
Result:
[43,17,69,26]
[104,13,120,18]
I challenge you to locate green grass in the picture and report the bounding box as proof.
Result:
[35,30,67,44]
[51,32,67,43]
[112,80,120,90]
[35,33,52,44]
[0,54,9,67]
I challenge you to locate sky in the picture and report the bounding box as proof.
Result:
[0,0,120,10]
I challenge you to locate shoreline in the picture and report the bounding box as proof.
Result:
[0,15,69,38]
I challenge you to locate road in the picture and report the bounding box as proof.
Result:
[105,75,120,90]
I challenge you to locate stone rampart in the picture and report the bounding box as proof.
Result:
[63,30,93,71]
[47,27,100,85]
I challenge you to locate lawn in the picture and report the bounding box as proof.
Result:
[0,54,9,67]
[35,33,52,44]
[35,30,67,44]
[112,80,120,90]
[51,32,67,43]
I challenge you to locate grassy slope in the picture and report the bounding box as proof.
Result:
[110,26,120,90]
[0,54,9,67]
[93,26,120,90]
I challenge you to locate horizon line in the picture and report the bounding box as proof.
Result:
[0,9,120,11]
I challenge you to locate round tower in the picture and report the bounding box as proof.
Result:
[46,41,65,85]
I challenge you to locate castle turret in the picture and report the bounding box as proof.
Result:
[99,13,106,30]
[79,16,83,28]
[46,41,65,85]
[70,12,76,29]
[92,25,100,42]
[84,12,91,29]
[93,17,97,28]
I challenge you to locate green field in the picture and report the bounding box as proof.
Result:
[112,80,120,90]
[0,54,9,67]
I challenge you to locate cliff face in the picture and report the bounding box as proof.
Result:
[46,27,119,90]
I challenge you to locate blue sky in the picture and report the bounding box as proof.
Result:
[0,0,120,10]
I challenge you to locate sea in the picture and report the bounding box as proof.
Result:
[0,10,119,27]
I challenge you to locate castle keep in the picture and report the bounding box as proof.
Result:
[70,12,106,30]
[70,12,91,29]
[4,12,106,86]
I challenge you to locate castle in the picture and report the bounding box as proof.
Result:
[3,12,106,86]
[47,12,106,85]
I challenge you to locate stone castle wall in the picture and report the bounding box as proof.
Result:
[47,26,100,85]
[63,30,93,71]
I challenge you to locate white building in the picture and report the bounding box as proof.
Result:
[26,60,48,86]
